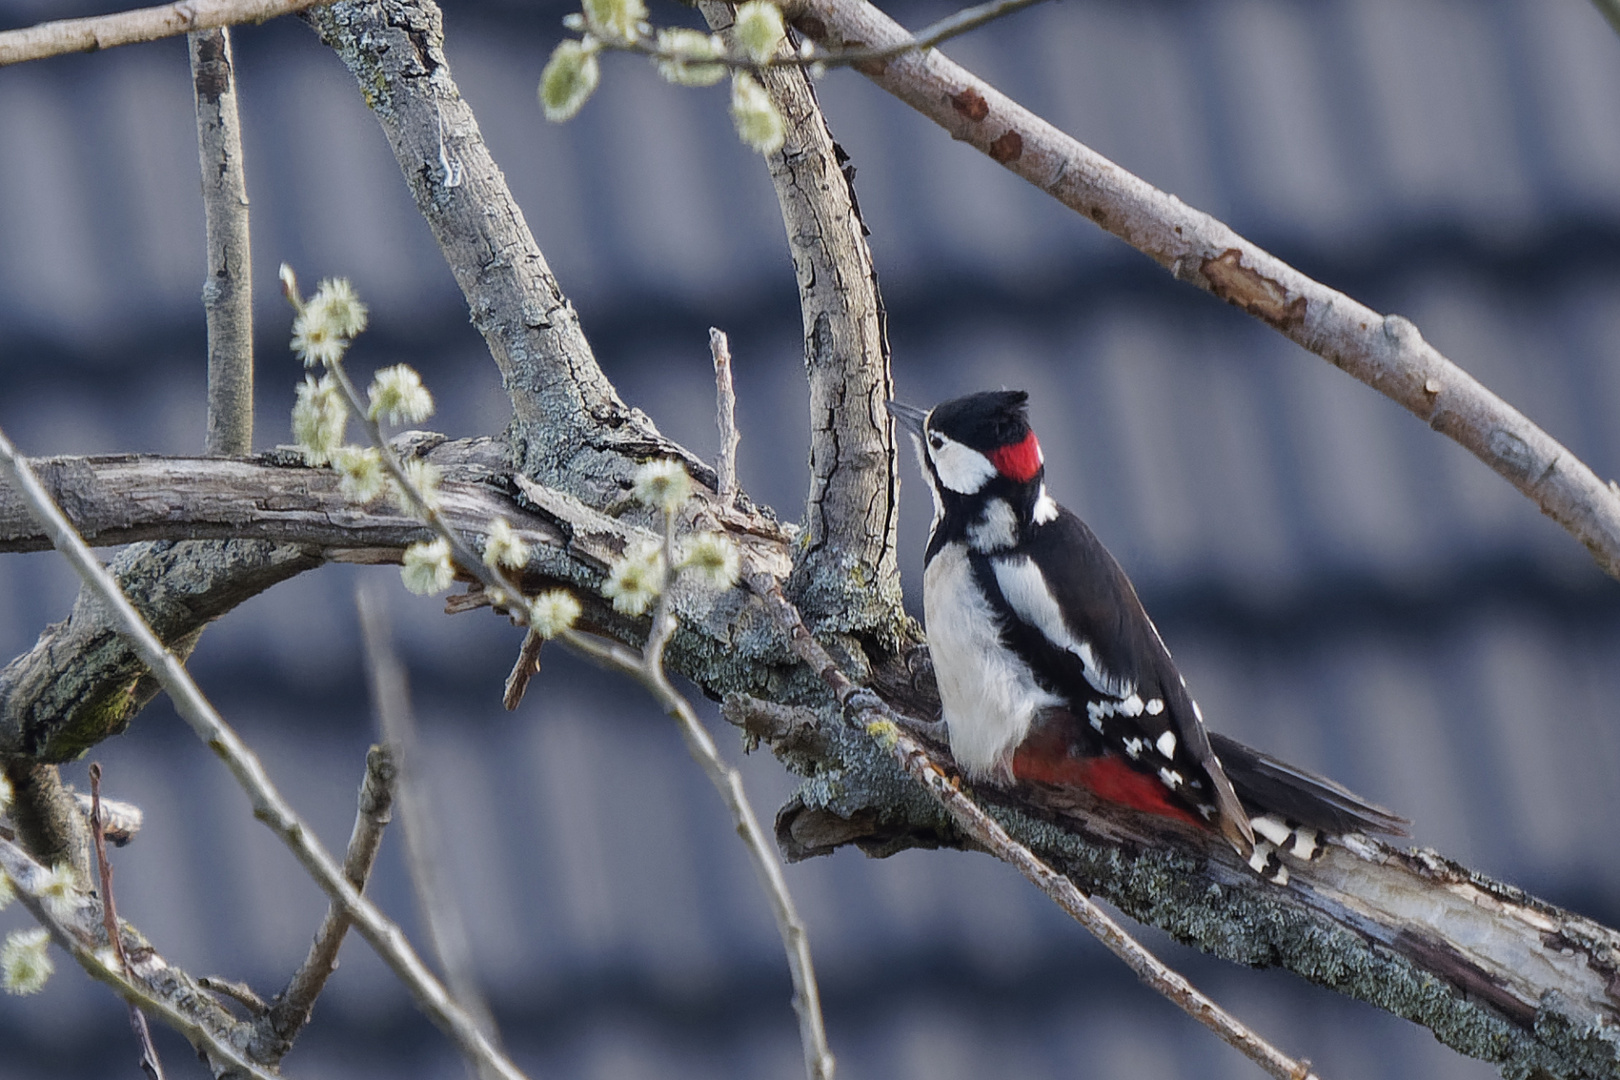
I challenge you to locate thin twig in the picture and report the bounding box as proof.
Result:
[191,26,254,458]
[560,628,836,1080]
[800,0,1620,584]
[603,0,1052,71]
[0,0,333,67]
[199,976,268,1015]
[357,585,504,1080]
[0,834,277,1080]
[91,764,168,1080]
[262,742,397,1053]
[315,348,834,1080]
[502,629,545,711]
[0,422,529,1080]
[745,572,1320,1080]
[709,328,740,507]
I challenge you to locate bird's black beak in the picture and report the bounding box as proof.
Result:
[885,400,928,439]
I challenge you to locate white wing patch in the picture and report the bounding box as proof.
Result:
[993,556,1136,700]
[924,542,1062,780]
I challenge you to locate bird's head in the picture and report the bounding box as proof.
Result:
[887,390,1044,511]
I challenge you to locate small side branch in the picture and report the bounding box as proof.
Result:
[260,743,397,1058]
[190,26,254,458]
[710,328,740,507]
[90,764,167,1080]
[701,0,902,636]
[0,0,333,67]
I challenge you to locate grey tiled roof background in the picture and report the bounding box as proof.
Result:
[3,0,1620,1077]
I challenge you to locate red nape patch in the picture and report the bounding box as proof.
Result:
[989,431,1042,483]
[1012,749,1204,828]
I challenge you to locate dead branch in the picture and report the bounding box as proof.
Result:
[795,0,1620,584]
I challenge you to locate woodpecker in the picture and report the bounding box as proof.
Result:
[888,390,1407,882]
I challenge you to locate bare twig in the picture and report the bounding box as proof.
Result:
[560,624,836,1080]
[0,0,333,67]
[199,976,268,1015]
[357,586,504,1080]
[90,764,167,1080]
[311,346,834,1080]
[261,742,397,1055]
[745,572,1320,1080]
[0,834,277,1080]
[799,0,1620,583]
[502,629,545,711]
[709,328,740,507]
[600,0,1053,71]
[0,421,530,1080]
[190,26,254,458]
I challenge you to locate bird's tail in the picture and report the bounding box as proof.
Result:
[1208,731,1410,838]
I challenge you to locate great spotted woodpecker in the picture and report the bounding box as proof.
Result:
[888,390,1407,882]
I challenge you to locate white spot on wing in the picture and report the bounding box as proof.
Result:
[1291,829,1320,860]
[1146,698,1164,715]
[924,541,1061,780]
[1250,814,1291,847]
[1157,768,1183,790]
[1155,731,1177,759]
[1192,700,1204,722]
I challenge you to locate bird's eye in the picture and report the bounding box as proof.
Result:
[928,433,944,450]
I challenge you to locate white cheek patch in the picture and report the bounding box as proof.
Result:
[929,433,998,494]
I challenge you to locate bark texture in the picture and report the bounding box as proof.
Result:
[700,1,903,640]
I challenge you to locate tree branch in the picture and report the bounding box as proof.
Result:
[259,742,397,1060]
[795,0,1620,583]
[0,834,275,1080]
[190,26,255,458]
[703,0,904,638]
[0,0,333,67]
[302,0,702,505]
[0,422,530,1080]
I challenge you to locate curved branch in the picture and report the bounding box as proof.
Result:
[795,0,1620,583]
[302,0,703,504]
[699,2,903,638]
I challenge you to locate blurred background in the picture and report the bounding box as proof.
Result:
[3,0,1620,1076]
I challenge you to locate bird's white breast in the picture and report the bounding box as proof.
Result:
[923,541,1061,782]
